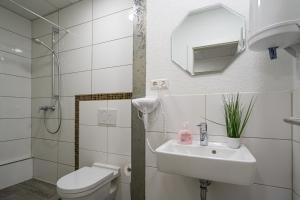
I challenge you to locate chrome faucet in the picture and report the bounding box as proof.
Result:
[197,122,208,146]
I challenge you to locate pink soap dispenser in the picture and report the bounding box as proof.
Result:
[177,122,193,144]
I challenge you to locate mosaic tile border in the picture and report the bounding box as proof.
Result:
[74,92,132,170]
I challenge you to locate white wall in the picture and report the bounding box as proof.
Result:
[146,0,294,199]
[293,57,300,200]
[31,1,132,199]
[0,6,32,189]
[147,0,293,96]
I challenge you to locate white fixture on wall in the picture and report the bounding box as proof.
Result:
[150,79,169,90]
[132,97,160,130]
[248,0,300,59]
[98,109,118,126]
[132,97,164,153]
[156,140,256,185]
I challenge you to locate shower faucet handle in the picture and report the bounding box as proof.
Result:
[39,105,56,112]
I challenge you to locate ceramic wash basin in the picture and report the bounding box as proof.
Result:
[155,140,256,185]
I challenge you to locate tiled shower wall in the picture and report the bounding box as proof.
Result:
[0,6,32,189]
[31,0,133,185]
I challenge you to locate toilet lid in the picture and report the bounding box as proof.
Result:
[57,166,114,194]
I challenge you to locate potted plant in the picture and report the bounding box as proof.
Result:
[223,94,254,149]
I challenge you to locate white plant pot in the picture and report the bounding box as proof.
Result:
[226,137,241,149]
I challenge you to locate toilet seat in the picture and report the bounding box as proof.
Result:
[57,166,114,197]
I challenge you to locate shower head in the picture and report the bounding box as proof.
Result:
[33,38,54,53]
[33,38,41,44]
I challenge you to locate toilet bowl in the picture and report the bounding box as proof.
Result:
[57,163,120,200]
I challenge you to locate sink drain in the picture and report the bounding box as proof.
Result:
[211,150,216,154]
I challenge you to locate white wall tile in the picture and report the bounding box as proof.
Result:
[159,94,206,133]
[294,192,300,200]
[58,141,75,166]
[0,139,31,164]
[79,125,107,152]
[115,182,131,200]
[32,138,58,162]
[59,22,92,52]
[33,159,57,184]
[61,71,91,96]
[108,127,131,156]
[60,46,92,74]
[146,166,292,200]
[0,118,31,141]
[294,141,300,196]
[108,99,131,127]
[93,10,133,44]
[205,94,227,136]
[92,65,132,93]
[0,75,30,97]
[93,37,132,69]
[293,88,300,142]
[244,92,291,139]
[32,12,58,38]
[79,149,107,168]
[0,6,31,38]
[31,55,52,78]
[32,34,52,58]
[58,164,74,179]
[32,77,52,97]
[0,159,32,190]
[59,120,75,143]
[59,0,92,28]
[80,100,107,125]
[0,97,30,118]
[93,0,133,19]
[208,182,292,200]
[146,166,199,200]
[31,118,58,141]
[61,97,75,119]
[145,132,167,168]
[206,92,292,139]
[242,138,292,188]
[107,153,131,184]
[0,51,31,78]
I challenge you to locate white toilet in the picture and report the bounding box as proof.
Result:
[57,163,120,200]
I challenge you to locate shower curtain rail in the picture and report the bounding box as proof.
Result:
[8,0,69,33]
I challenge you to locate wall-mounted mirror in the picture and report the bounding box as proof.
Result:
[171,4,246,75]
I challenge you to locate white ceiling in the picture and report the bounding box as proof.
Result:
[0,0,80,20]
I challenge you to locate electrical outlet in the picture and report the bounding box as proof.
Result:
[150,79,169,90]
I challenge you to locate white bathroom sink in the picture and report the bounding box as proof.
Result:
[155,140,256,185]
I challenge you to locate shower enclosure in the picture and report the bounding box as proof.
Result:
[34,27,62,134]
[0,1,134,200]
[0,0,72,189]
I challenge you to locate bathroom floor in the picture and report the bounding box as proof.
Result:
[0,179,59,200]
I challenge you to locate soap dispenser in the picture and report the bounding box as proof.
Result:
[177,122,193,144]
